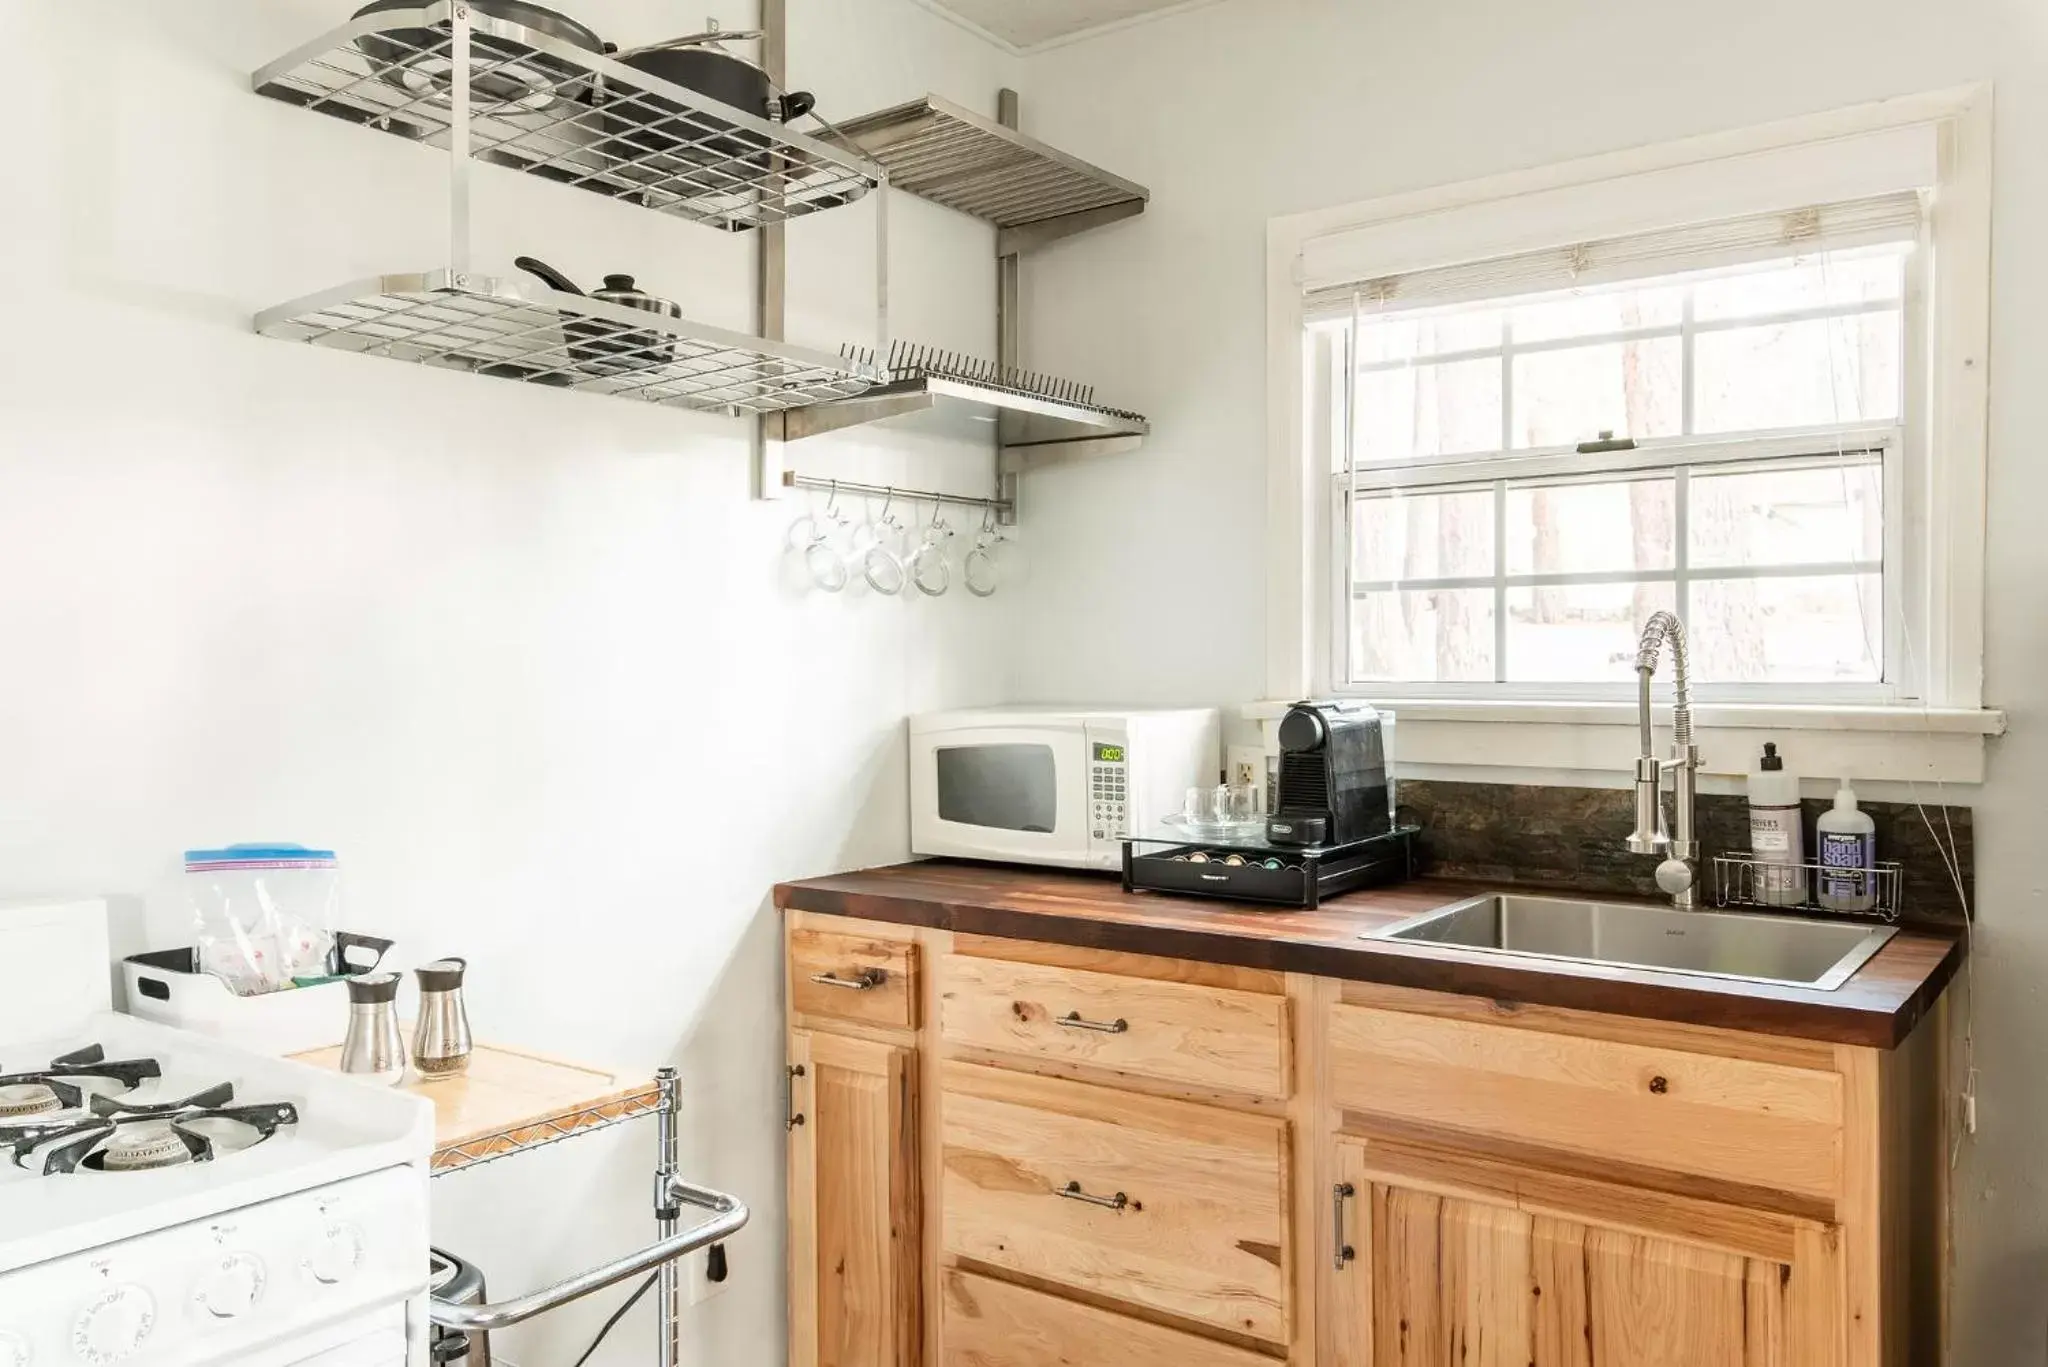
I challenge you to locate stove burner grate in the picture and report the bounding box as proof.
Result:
[0,1044,163,1117]
[9,1083,299,1176]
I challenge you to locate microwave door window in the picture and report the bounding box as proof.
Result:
[936,744,1058,833]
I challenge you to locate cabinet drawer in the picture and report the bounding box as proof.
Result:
[941,1062,1289,1344]
[789,929,919,1029]
[1326,1002,1844,1202]
[942,1269,1271,1367]
[939,954,1289,1099]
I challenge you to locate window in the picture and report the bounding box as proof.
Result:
[1308,200,1918,698]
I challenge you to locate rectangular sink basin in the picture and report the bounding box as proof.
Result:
[1367,893,1897,990]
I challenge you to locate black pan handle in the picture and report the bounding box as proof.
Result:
[514,255,585,297]
[781,91,816,122]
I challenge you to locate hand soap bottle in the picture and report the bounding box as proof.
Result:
[1816,779,1878,912]
[1747,743,1806,906]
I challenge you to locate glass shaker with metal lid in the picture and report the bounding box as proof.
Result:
[412,958,473,1079]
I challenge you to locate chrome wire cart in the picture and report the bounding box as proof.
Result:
[429,1069,747,1367]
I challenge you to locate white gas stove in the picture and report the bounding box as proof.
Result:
[0,901,435,1367]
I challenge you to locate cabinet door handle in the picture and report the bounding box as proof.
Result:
[785,1064,806,1131]
[1333,1182,1357,1270]
[1059,1181,1131,1211]
[810,969,885,991]
[1056,1011,1129,1034]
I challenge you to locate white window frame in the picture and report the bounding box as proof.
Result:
[1263,87,2003,781]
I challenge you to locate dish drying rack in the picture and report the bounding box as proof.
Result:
[842,339,1135,415]
[1711,853,1903,923]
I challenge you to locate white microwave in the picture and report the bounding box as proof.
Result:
[909,706,1222,872]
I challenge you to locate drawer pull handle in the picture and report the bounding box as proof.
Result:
[1333,1182,1357,1270]
[1648,1075,1669,1095]
[1056,1012,1129,1034]
[1059,1181,1131,1211]
[810,969,885,991]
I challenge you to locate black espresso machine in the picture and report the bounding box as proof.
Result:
[1267,698,1395,847]
[1122,700,1417,908]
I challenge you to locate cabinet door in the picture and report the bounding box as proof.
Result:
[1326,1140,1842,1367]
[789,1030,921,1367]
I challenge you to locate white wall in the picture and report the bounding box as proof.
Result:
[1007,0,2047,1361]
[0,2,1015,1362]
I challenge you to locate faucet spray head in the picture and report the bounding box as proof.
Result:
[1627,755,1666,854]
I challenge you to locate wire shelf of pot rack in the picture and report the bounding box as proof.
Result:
[256,270,882,416]
[253,2,883,233]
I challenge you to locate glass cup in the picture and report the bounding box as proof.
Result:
[1223,784,1260,823]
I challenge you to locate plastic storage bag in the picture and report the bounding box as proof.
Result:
[184,844,341,996]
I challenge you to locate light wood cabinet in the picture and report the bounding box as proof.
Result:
[782,913,1941,1367]
[788,1028,922,1367]
[1327,1138,1841,1367]
[938,952,1290,1099]
[941,1060,1291,1344]
[790,928,922,1030]
[942,1268,1273,1367]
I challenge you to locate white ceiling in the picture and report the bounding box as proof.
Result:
[918,0,1219,52]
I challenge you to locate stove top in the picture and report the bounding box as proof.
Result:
[0,1012,433,1273]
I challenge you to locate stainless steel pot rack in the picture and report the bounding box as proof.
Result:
[253,2,881,232]
[428,1069,747,1367]
[256,270,878,417]
[251,3,889,421]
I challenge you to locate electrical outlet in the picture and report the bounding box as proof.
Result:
[688,1241,733,1305]
[1227,747,1269,810]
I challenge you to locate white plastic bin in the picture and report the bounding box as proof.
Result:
[121,932,394,1055]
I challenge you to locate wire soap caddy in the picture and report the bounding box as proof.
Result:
[1711,852,1903,923]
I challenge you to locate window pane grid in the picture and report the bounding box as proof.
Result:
[1334,243,1906,690]
[1353,298,1900,377]
[1345,454,1885,685]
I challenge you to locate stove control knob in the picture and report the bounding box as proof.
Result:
[72,1285,155,1364]
[194,1252,267,1319]
[306,1224,365,1287]
[0,1330,30,1367]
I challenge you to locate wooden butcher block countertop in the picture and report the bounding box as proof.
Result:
[774,860,1962,1048]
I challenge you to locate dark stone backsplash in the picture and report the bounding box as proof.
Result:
[1397,779,1974,928]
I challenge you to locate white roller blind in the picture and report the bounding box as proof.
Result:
[1304,191,1924,319]
[1299,120,1939,299]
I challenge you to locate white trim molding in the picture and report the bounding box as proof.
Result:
[1265,86,1998,780]
[1243,699,2007,785]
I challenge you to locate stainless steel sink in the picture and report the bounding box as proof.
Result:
[1367,893,1897,990]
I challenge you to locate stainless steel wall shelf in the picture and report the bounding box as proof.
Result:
[254,2,882,233]
[257,271,879,417]
[784,340,1147,458]
[836,93,1148,253]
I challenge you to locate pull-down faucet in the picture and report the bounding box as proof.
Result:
[1628,611,1702,907]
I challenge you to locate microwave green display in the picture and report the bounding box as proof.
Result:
[1094,743,1126,763]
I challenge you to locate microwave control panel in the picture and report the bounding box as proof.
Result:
[1089,738,1129,841]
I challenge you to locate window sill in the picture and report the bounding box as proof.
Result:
[1243,699,2005,785]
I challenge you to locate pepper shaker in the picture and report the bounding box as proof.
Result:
[338,972,406,1086]
[412,957,473,1079]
